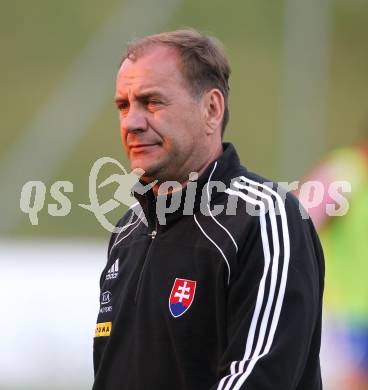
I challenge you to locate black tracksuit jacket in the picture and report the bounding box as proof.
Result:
[93,143,324,390]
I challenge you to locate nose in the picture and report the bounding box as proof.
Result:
[121,105,147,133]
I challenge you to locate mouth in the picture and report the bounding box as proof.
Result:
[129,143,159,152]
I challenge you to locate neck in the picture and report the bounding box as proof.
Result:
[151,142,223,195]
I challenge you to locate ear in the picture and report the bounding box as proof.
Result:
[203,89,225,135]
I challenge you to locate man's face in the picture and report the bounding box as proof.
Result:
[115,45,209,183]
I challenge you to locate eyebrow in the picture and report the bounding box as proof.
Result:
[115,90,166,105]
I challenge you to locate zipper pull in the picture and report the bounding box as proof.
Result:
[148,230,157,239]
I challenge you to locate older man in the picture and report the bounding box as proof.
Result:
[93,29,324,390]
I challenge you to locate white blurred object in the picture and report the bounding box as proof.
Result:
[321,316,355,390]
[0,239,106,389]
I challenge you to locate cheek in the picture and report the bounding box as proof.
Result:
[119,127,129,151]
[180,111,203,142]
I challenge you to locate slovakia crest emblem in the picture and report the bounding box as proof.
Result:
[169,278,197,318]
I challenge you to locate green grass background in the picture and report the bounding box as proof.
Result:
[1,0,367,238]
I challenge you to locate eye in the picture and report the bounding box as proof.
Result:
[117,101,129,114]
[147,99,162,110]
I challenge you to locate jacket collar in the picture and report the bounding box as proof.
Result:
[132,143,244,230]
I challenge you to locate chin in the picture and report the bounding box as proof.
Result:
[130,159,156,176]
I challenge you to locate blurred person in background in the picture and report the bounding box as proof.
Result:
[92,29,325,390]
[298,134,368,390]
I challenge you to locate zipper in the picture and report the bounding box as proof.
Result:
[148,230,157,239]
[134,222,158,304]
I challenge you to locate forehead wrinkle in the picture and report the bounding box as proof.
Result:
[116,83,161,101]
[117,74,175,100]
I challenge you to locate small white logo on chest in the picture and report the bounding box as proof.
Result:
[106,258,119,280]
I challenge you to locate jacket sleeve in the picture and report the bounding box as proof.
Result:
[211,191,324,390]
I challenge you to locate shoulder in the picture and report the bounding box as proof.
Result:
[224,169,323,259]
[224,168,324,294]
[225,169,308,224]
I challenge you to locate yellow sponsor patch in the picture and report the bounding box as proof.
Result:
[95,322,112,337]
